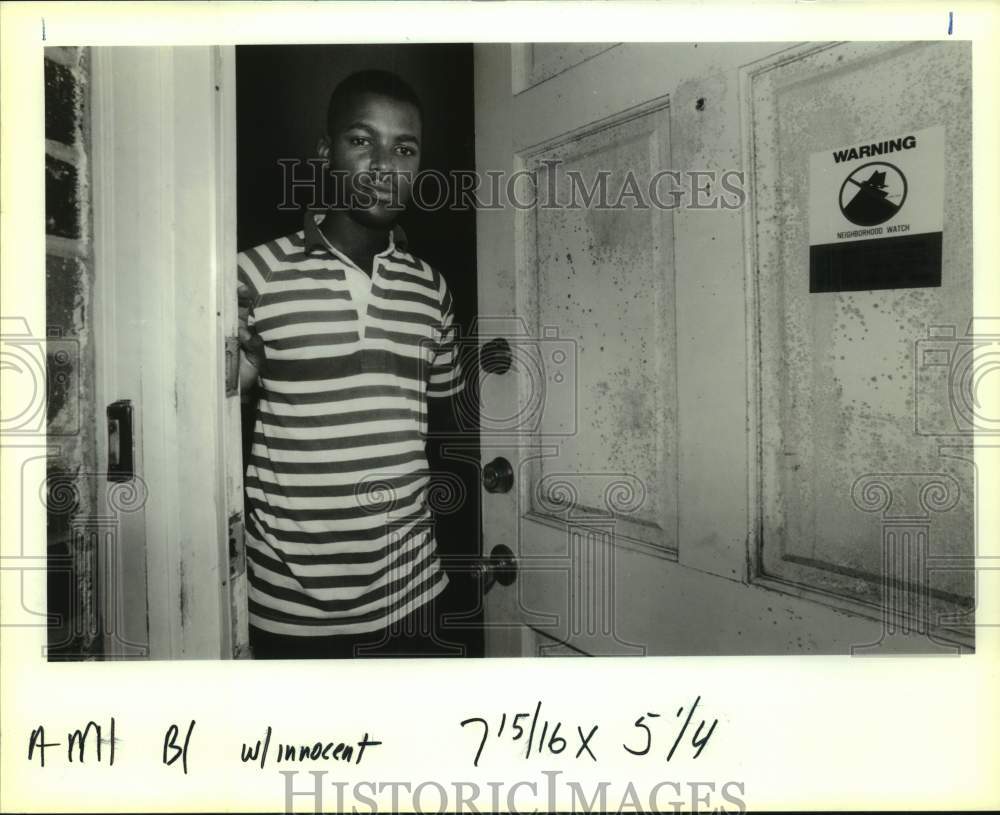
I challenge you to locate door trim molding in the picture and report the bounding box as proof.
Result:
[516,91,671,157]
[738,41,832,590]
[511,43,620,96]
[90,46,238,659]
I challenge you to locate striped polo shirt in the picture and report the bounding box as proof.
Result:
[238,212,464,637]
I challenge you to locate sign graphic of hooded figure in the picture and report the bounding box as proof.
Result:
[838,163,907,227]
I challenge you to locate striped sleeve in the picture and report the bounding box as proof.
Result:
[427,272,465,398]
[236,245,272,308]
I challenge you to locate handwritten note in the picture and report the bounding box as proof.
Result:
[26,718,381,774]
[25,698,719,777]
[460,697,719,768]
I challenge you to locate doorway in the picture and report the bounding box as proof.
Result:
[234,44,484,657]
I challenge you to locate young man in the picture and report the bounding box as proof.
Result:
[236,70,465,659]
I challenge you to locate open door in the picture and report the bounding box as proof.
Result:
[474,42,974,656]
[90,46,248,659]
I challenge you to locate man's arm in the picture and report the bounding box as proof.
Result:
[426,271,469,442]
[426,274,466,398]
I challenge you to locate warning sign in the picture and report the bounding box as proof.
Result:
[808,126,944,292]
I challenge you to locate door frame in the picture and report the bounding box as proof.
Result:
[90,45,244,659]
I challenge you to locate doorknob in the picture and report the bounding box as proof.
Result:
[480,338,512,374]
[476,544,517,594]
[483,457,514,493]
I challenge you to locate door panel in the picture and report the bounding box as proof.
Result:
[512,43,619,93]
[751,42,974,631]
[476,42,973,656]
[522,102,677,551]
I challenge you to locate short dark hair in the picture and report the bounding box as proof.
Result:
[325,70,423,136]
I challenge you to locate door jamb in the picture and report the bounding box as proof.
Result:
[90,46,239,659]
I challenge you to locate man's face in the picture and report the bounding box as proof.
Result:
[324,91,422,229]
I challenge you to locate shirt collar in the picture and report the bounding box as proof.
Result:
[303,210,408,257]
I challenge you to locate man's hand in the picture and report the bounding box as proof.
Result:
[238,280,265,396]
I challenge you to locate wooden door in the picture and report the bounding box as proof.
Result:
[474,42,974,657]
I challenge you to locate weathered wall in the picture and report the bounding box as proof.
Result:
[45,46,98,658]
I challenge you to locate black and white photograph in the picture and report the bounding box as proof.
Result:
[37,38,976,661]
[3,2,999,812]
